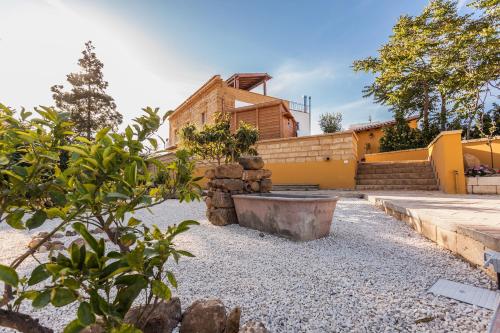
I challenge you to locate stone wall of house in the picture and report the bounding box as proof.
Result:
[205,157,272,226]
[256,131,358,164]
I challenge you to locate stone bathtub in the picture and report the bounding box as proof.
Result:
[232,193,339,241]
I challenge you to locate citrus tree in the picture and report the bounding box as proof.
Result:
[0,104,201,332]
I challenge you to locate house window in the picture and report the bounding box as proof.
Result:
[201,112,206,125]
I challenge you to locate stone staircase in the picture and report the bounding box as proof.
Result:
[356,161,439,191]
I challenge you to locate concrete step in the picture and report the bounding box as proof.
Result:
[356,172,436,180]
[357,178,437,186]
[358,166,433,174]
[272,184,320,191]
[356,184,440,191]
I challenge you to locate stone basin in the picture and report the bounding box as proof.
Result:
[232,193,339,241]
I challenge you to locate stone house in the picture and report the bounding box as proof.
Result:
[167,73,311,147]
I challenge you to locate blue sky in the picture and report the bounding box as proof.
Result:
[1,0,470,136]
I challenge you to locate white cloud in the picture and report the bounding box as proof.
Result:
[0,0,208,144]
[268,60,336,97]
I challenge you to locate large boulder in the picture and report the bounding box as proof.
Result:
[464,153,481,169]
[239,156,264,170]
[210,179,244,192]
[180,298,227,333]
[207,208,238,226]
[215,164,243,179]
[238,321,268,333]
[125,297,181,333]
[211,191,234,208]
[259,179,272,193]
[205,168,216,179]
[225,307,241,333]
[242,170,264,182]
[261,169,272,179]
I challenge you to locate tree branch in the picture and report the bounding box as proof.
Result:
[0,309,53,333]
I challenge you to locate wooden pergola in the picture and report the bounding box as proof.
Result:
[226,73,272,95]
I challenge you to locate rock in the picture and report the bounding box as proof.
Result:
[125,297,181,333]
[238,321,268,333]
[207,208,238,226]
[212,179,244,192]
[262,169,272,179]
[205,196,213,209]
[212,191,234,208]
[225,307,241,333]
[205,168,216,179]
[28,237,44,249]
[65,230,77,237]
[464,153,481,168]
[180,298,226,333]
[259,179,272,193]
[242,170,264,182]
[52,232,64,239]
[207,190,214,197]
[215,164,243,179]
[69,238,85,249]
[48,241,65,251]
[249,181,260,192]
[36,231,50,238]
[238,156,264,170]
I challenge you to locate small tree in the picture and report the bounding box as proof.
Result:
[0,104,201,332]
[379,112,424,152]
[180,112,259,165]
[319,112,342,133]
[51,41,123,139]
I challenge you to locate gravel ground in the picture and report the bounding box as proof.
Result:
[0,198,494,332]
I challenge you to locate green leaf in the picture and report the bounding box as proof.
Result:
[167,271,177,289]
[59,145,89,157]
[115,277,147,316]
[151,280,171,300]
[63,319,85,333]
[32,289,51,308]
[26,211,47,230]
[95,127,110,141]
[120,233,137,247]
[51,287,77,307]
[0,155,9,165]
[106,192,130,200]
[77,302,95,326]
[28,264,50,286]
[127,217,141,227]
[6,210,25,229]
[0,264,19,287]
[72,222,100,254]
[111,324,142,333]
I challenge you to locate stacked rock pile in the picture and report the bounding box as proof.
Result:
[205,156,272,226]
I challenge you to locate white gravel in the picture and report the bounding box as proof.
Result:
[0,198,494,332]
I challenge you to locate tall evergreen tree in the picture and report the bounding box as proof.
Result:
[51,41,122,139]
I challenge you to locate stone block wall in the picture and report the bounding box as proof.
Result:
[467,176,500,194]
[256,131,358,164]
[205,157,272,226]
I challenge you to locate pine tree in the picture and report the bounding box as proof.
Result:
[51,41,122,139]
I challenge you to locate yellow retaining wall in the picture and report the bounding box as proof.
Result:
[365,148,428,162]
[428,130,466,194]
[256,131,358,189]
[462,137,500,169]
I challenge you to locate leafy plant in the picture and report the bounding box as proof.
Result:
[180,111,259,165]
[0,104,201,332]
[379,112,426,152]
[319,112,342,133]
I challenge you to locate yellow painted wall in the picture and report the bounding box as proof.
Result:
[266,160,357,189]
[428,130,466,194]
[365,148,428,162]
[462,137,500,169]
[356,119,418,160]
[256,131,358,189]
